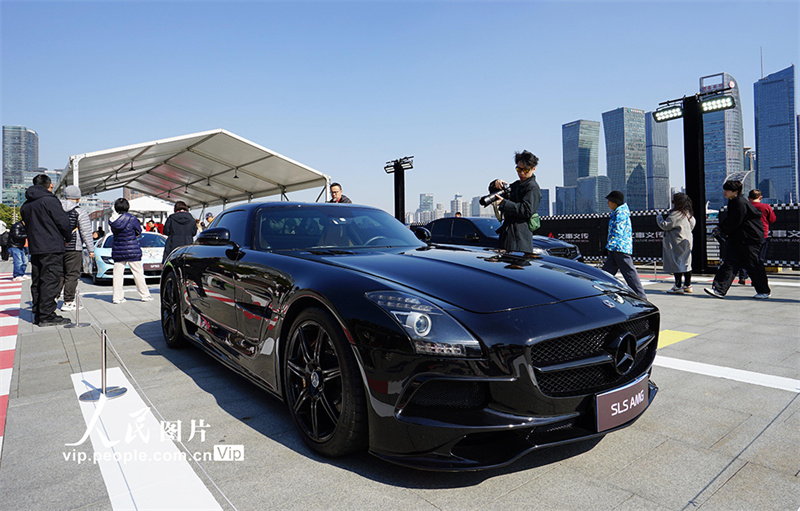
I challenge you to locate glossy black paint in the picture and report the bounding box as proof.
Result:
[162,202,658,470]
[425,216,583,261]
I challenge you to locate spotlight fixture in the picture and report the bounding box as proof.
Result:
[701,95,735,113]
[207,177,211,187]
[384,156,414,173]
[653,105,684,123]
[234,168,239,179]
[384,156,414,223]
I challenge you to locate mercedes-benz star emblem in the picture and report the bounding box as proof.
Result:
[608,332,637,375]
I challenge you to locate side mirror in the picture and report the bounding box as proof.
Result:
[414,227,432,243]
[197,227,232,246]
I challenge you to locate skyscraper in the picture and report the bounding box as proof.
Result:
[555,186,577,216]
[700,73,744,210]
[562,120,600,187]
[645,113,670,209]
[419,193,434,212]
[754,65,797,204]
[602,107,647,211]
[576,176,611,214]
[538,189,550,217]
[2,125,39,189]
[450,193,468,217]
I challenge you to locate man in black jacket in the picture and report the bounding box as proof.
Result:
[488,150,542,254]
[704,180,771,299]
[20,174,73,326]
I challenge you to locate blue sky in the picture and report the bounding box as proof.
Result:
[1,1,798,215]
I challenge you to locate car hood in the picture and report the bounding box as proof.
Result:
[300,247,625,313]
[531,235,572,248]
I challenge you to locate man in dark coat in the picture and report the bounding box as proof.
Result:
[328,182,352,204]
[705,180,771,299]
[488,150,541,254]
[20,174,73,326]
[163,200,197,263]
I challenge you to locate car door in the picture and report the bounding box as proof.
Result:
[451,218,483,246]
[230,207,312,388]
[185,210,247,351]
[429,218,453,244]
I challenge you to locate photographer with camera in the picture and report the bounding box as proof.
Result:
[485,150,541,254]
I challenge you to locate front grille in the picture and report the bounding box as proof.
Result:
[406,380,488,409]
[530,316,654,364]
[547,247,579,259]
[530,314,657,397]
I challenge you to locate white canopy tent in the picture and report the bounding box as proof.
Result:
[55,129,331,210]
[128,196,174,215]
[91,196,176,232]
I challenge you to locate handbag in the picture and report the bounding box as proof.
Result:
[528,213,541,232]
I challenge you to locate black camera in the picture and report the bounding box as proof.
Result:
[480,184,510,207]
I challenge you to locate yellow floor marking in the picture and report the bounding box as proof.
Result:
[658,329,698,349]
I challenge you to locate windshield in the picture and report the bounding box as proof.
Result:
[254,206,424,251]
[470,218,501,237]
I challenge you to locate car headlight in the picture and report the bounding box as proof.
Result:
[366,291,482,357]
[532,247,548,255]
[100,256,114,264]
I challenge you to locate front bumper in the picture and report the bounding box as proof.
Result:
[354,294,659,470]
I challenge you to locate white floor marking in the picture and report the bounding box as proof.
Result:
[654,355,800,393]
[70,368,221,510]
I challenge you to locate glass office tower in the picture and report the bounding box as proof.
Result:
[2,125,39,189]
[419,193,434,212]
[645,113,670,210]
[754,65,796,204]
[562,120,600,187]
[602,107,647,211]
[576,175,611,214]
[700,73,744,211]
[555,186,577,215]
[538,188,550,217]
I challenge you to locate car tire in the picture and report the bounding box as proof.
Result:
[91,261,103,285]
[161,272,187,349]
[283,307,367,457]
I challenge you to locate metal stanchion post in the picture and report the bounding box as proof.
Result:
[79,330,127,401]
[65,283,90,328]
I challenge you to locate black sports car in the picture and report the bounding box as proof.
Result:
[425,217,582,260]
[161,202,658,470]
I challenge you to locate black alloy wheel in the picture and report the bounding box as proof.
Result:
[283,308,366,457]
[161,272,186,348]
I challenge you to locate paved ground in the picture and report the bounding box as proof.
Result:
[0,259,798,511]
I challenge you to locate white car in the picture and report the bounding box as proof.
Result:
[83,232,166,284]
